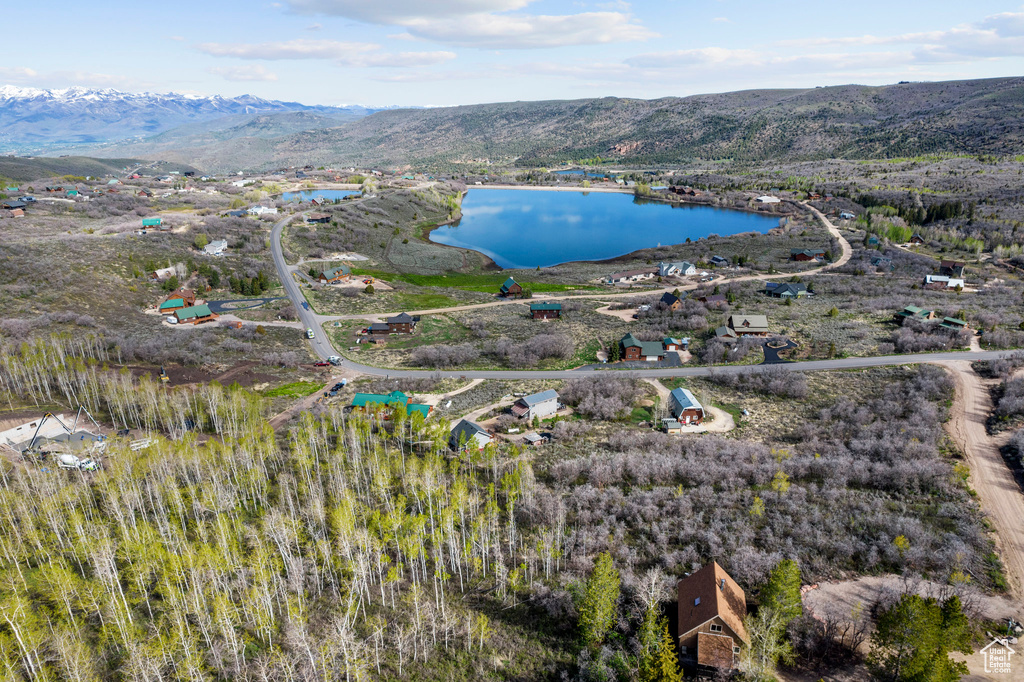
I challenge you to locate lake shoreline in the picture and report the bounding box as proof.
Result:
[430,187,781,269]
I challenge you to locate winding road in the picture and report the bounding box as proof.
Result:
[270,208,1017,378]
[270,203,1024,598]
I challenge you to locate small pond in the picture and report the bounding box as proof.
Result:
[281,189,362,202]
[428,188,781,269]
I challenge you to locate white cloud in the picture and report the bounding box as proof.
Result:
[208,65,279,82]
[305,23,322,31]
[197,39,455,67]
[402,12,653,49]
[285,0,530,23]
[712,17,730,23]
[0,66,38,82]
[283,0,654,48]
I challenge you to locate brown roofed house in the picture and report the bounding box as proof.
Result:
[938,260,966,278]
[677,562,749,671]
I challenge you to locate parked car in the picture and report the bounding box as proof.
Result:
[306,328,315,339]
[301,301,310,310]
[328,355,341,365]
[313,361,330,367]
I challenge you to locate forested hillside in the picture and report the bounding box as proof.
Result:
[0,334,995,679]
[113,77,1024,171]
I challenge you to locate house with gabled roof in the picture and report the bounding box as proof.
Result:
[938,260,966,278]
[510,389,559,420]
[663,337,688,351]
[910,233,925,245]
[659,261,696,277]
[894,306,935,324]
[620,333,667,362]
[450,419,493,451]
[714,325,738,342]
[318,265,351,284]
[499,277,524,298]
[939,317,969,331]
[607,269,657,284]
[728,315,769,337]
[790,248,826,262]
[710,255,729,267]
[765,282,807,299]
[677,562,749,671]
[174,304,218,325]
[660,292,683,311]
[871,256,894,272]
[669,388,704,424]
[530,302,562,319]
[387,312,417,334]
[352,390,431,418]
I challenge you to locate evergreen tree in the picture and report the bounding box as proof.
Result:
[578,552,620,648]
[868,594,971,682]
[640,617,682,682]
[760,559,802,625]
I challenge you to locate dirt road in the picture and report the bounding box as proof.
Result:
[940,360,1024,601]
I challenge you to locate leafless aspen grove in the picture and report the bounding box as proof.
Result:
[0,333,997,680]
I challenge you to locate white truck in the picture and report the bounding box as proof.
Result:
[306,328,315,339]
[57,454,99,471]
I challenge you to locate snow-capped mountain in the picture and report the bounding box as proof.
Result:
[0,85,380,150]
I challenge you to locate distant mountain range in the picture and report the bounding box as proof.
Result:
[7,77,1024,172]
[0,85,384,152]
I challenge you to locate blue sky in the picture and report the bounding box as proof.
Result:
[4,1,1024,106]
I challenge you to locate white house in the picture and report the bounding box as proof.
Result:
[231,179,253,188]
[510,390,559,420]
[203,240,228,256]
[450,420,493,451]
[659,261,697,277]
[248,205,278,216]
[924,275,965,290]
[607,269,657,284]
[755,195,781,204]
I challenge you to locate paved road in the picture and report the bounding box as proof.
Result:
[270,212,1019,378]
[270,213,342,361]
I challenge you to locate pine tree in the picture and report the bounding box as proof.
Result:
[578,552,620,648]
[640,616,682,682]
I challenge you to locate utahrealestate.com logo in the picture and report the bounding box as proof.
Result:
[981,637,1015,675]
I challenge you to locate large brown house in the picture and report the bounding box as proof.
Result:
[677,562,749,671]
[387,313,417,334]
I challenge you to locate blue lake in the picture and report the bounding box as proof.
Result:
[429,189,780,269]
[281,189,362,201]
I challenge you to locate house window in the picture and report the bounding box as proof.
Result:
[733,647,740,655]
[710,624,722,633]
[694,597,700,606]
[680,645,687,655]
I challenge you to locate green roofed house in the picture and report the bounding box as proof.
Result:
[620,333,666,362]
[894,306,936,324]
[142,218,162,228]
[530,302,562,319]
[318,265,351,284]
[939,317,969,331]
[66,189,79,197]
[500,277,524,298]
[352,390,432,418]
[159,298,186,313]
[174,304,217,325]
